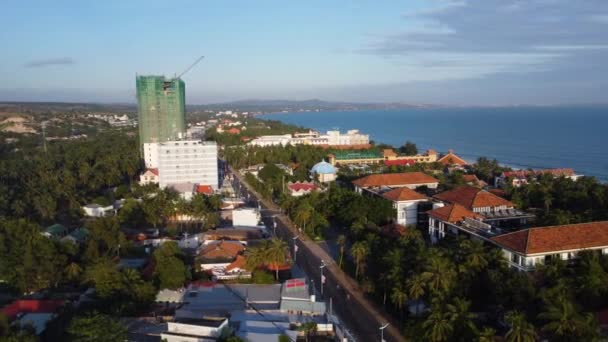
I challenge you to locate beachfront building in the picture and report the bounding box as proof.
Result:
[324,129,369,146]
[353,172,439,192]
[247,134,293,147]
[427,203,486,243]
[328,150,384,166]
[247,129,369,148]
[490,221,608,271]
[494,168,582,188]
[157,140,219,189]
[433,185,533,229]
[437,150,468,166]
[383,149,439,165]
[310,160,337,183]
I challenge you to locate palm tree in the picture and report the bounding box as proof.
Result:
[266,238,288,279]
[478,327,496,342]
[422,254,456,297]
[390,286,408,321]
[336,234,346,269]
[504,311,537,342]
[351,241,369,279]
[447,298,478,339]
[298,322,317,342]
[461,240,489,273]
[538,296,592,340]
[423,304,454,342]
[294,202,314,234]
[407,274,426,316]
[64,262,82,282]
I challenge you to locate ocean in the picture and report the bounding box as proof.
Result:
[260,106,608,182]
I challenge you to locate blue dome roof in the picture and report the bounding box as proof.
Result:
[311,160,336,174]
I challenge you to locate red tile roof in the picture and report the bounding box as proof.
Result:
[196,185,214,195]
[438,151,468,165]
[382,187,428,202]
[227,128,241,134]
[145,168,159,176]
[226,255,247,271]
[491,221,608,255]
[199,241,245,259]
[434,185,514,210]
[353,172,439,188]
[287,182,317,192]
[427,204,483,223]
[1,300,64,320]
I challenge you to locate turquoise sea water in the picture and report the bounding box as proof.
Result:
[260,106,608,182]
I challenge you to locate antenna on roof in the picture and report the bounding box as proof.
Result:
[176,55,205,79]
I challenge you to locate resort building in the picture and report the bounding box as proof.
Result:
[353,172,439,191]
[491,221,608,271]
[433,185,533,229]
[494,168,581,188]
[437,150,468,166]
[247,134,293,147]
[247,129,369,148]
[310,160,337,183]
[381,187,430,226]
[427,203,486,243]
[328,150,384,166]
[157,140,218,189]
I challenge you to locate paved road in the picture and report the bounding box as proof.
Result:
[229,168,406,342]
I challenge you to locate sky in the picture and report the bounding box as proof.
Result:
[1,0,607,105]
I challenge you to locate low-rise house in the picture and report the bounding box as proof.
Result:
[463,174,487,188]
[490,221,608,271]
[287,181,318,197]
[353,172,439,191]
[275,163,294,176]
[310,160,337,183]
[381,187,430,226]
[197,241,245,271]
[433,185,533,229]
[139,168,159,185]
[212,255,252,280]
[42,224,68,239]
[61,227,89,245]
[82,203,115,217]
[494,168,581,188]
[196,184,214,195]
[1,299,64,335]
[437,150,468,166]
[168,182,196,201]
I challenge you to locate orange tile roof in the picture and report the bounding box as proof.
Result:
[382,187,428,202]
[427,204,483,223]
[438,151,468,165]
[434,185,513,210]
[383,149,397,158]
[352,172,439,188]
[200,241,245,259]
[196,185,214,195]
[145,168,159,176]
[463,175,478,182]
[226,255,247,271]
[491,221,608,255]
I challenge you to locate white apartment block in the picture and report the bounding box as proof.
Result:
[324,129,369,145]
[247,129,369,147]
[158,140,219,189]
[143,142,159,168]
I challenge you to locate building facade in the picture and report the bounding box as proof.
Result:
[136,75,186,148]
[157,140,218,189]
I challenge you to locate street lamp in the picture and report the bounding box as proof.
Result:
[292,236,299,263]
[379,323,390,342]
[319,260,326,297]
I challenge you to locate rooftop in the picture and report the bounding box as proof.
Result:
[502,168,575,178]
[353,172,439,188]
[437,150,468,165]
[427,204,483,223]
[434,185,514,210]
[491,221,608,255]
[382,187,428,202]
[199,241,245,260]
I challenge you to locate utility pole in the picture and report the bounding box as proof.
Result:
[292,236,299,263]
[320,260,326,297]
[379,323,390,342]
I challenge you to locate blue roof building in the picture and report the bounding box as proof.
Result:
[310,160,337,183]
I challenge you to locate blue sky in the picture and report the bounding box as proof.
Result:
[1,0,607,105]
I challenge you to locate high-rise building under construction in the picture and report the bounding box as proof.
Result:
[136,75,186,147]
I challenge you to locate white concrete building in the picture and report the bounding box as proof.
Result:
[232,208,261,227]
[142,142,159,169]
[161,318,228,342]
[381,187,429,226]
[324,129,369,146]
[158,140,218,189]
[247,134,292,147]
